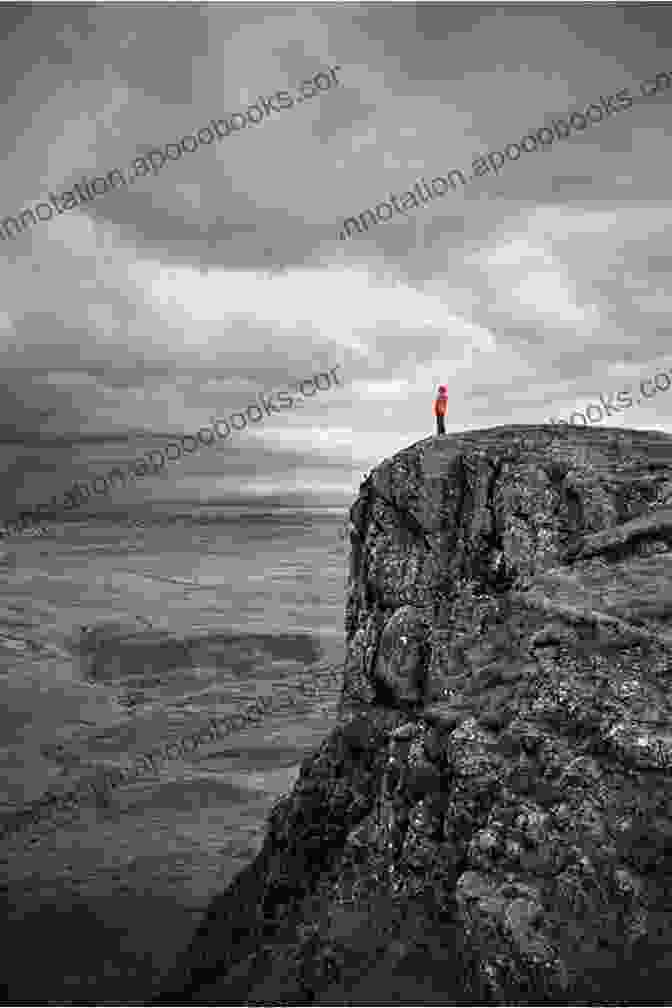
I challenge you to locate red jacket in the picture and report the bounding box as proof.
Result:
[434,393,448,417]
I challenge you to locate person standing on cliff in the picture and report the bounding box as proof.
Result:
[434,384,448,435]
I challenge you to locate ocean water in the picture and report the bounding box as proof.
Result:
[0,507,348,1004]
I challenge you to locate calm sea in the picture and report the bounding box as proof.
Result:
[0,506,348,1004]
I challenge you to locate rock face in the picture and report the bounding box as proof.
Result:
[160,425,672,1005]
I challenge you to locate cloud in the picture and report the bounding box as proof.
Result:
[0,5,671,514]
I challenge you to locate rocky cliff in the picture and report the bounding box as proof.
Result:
[160,424,672,1004]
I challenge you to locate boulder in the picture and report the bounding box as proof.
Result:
[373,605,429,705]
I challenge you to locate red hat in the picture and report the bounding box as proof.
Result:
[437,385,447,394]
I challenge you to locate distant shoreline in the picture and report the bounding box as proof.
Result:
[0,506,349,537]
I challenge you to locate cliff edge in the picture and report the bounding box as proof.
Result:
[161,424,672,1004]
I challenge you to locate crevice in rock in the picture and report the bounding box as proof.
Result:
[371,487,433,554]
[564,486,584,540]
[565,507,672,565]
[453,453,469,544]
[513,588,672,652]
[461,455,515,595]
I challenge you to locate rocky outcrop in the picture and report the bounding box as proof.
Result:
[160,425,672,1004]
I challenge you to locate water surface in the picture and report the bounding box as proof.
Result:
[0,507,347,1003]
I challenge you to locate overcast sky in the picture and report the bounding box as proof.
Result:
[0,2,671,519]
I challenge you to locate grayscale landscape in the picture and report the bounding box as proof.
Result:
[0,3,671,1004]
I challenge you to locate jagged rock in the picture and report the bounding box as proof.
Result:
[340,614,380,707]
[161,426,672,1006]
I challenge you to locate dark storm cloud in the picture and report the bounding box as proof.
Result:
[26,365,178,391]
[647,256,672,273]
[549,176,597,194]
